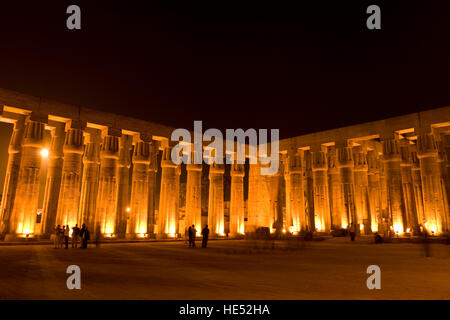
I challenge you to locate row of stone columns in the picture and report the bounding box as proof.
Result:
[282,133,450,236]
[0,116,449,239]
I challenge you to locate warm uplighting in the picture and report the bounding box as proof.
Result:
[293,231,299,236]
[137,233,147,238]
[406,228,411,233]
[282,228,286,233]
[359,224,364,231]
[40,148,49,158]
[168,233,177,238]
[315,221,322,232]
[341,222,348,229]
[219,232,226,236]
[371,223,378,232]
[126,207,131,213]
[393,224,403,235]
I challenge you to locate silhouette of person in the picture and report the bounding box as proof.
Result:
[54,225,61,249]
[349,223,356,242]
[82,226,90,249]
[72,224,80,248]
[374,232,383,244]
[191,224,197,247]
[188,225,193,247]
[202,225,210,248]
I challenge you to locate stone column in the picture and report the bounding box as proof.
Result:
[337,146,355,231]
[416,133,446,235]
[436,138,450,233]
[79,129,101,231]
[40,122,65,237]
[312,150,331,232]
[327,146,345,229]
[147,142,158,235]
[353,147,370,234]
[303,150,315,231]
[116,135,133,238]
[411,147,425,228]
[127,141,150,238]
[266,167,280,234]
[367,150,382,233]
[382,138,406,235]
[399,143,419,234]
[0,117,26,236]
[185,162,202,234]
[208,163,225,235]
[95,133,120,237]
[55,128,84,228]
[7,120,45,239]
[284,151,305,233]
[229,163,245,235]
[158,147,180,237]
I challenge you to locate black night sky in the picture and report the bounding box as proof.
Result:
[0,1,450,139]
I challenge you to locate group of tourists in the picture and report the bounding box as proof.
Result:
[186,224,210,248]
[54,224,90,249]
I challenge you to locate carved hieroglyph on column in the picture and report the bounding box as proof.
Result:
[55,128,84,228]
[7,120,45,237]
[327,147,345,229]
[382,138,406,234]
[158,147,180,236]
[337,146,355,230]
[95,134,120,236]
[185,163,202,234]
[40,122,65,237]
[416,133,446,234]
[400,143,419,234]
[353,147,370,234]
[79,129,101,230]
[410,147,425,228]
[367,150,382,232]
[127,141,151,237]
[147,142,158,235]
[0,117,25,235]
[303,150,315,231]
[116,135,133,238]
[312,150,331,232]
[208,163,225,235]
[284,151,305,233]
[229,163,245,235]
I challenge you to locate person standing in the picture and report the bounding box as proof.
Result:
[188,225,193,247]
[82,226,90,249]
[72,224,80,248]
[349,223,356,242]
[79,224,86,248]
[54,225,61,249]
[202,225,210,248]
[64,225,70,249]
[191,224,197,247]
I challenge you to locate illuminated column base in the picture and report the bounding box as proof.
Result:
[208,164,225,236]
[158,147,180,238]
[229,165,245,236]
[7,120,45,239]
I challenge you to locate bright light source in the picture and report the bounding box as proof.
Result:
[126,207,131,213]
[40,148,49,158]
[282,228,286,233]
[360,224,364,231]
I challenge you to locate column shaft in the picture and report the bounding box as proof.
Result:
[0,117,26,235]
[56,128,84,228]
[229,164,245,235]
[208,164,225,235]
[7,120,45,238]
[95,134,120,237]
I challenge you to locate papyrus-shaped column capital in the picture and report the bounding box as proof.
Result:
[312,151,327,171]
[416,133,438,158]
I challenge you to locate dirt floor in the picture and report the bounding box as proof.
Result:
[0,238,449,299]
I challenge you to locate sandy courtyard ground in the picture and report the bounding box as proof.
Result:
[0,238,449,299]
